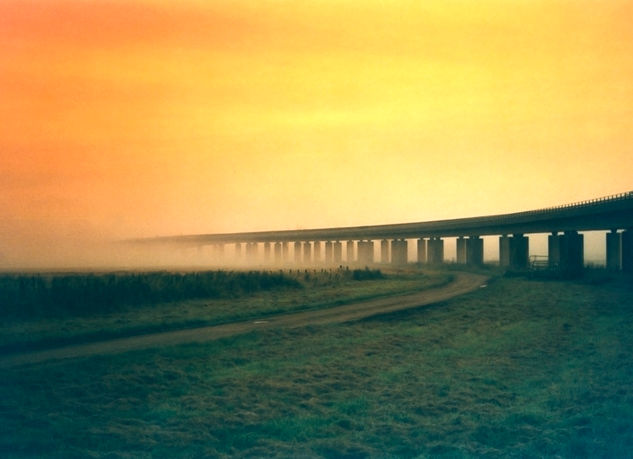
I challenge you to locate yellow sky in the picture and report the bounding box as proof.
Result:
[1,0,632,264]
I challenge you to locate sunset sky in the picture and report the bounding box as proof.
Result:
[1,0,632,266]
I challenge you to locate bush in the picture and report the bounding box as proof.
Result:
[351,267,384,281]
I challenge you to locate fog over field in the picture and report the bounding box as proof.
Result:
[0,230,610,271]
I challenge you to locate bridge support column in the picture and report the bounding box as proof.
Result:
[456,237,467,264]
[606,230,621,271]
[559,231,583,275]
[427,237,444,264]
[357,240,374,265]
[294,241,302,264]
[333,241,343,264]
[325,241,333,264]
[509,234,529,270]
[466,236,483,266]
[417,238,427,264]
[303,242,312,264]
[380,239,390,264]
[499,236,510,267]
[548,233,561,269]
[622,230,633,273]
[346,240,355,263]
[263,242,271,263]
[212,244,224,262]
[234,242,242,261]
[282,242,290,263]
[274,242,282,264]
[246,242,257,262]
[391,239,408,265]
[313,241,322,264]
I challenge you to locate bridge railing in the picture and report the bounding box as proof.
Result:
[505,190,633,220]
[529,255,549,270]
[130,190,633,244]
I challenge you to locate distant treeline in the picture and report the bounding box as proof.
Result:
[0,268,382,319]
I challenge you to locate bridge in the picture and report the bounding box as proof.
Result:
[131,191,633,273]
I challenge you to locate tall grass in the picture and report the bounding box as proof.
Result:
[1,268,447,353]
[0,271,301,319]
[0,267,383,320]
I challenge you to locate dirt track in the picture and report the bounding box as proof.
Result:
[0,272,489,368]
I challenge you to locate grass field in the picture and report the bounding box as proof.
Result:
[1,269,632,457]
[0,268,450,352]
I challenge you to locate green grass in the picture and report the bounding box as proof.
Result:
[1,272,633,457]
[0,268,450,352]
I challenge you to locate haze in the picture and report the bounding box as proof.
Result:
[1,0,632,268]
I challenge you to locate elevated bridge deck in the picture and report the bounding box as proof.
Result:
[129,191,633,273]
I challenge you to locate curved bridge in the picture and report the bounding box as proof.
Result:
[132,191,633,273]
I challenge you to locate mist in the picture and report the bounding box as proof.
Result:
[0,228,609,272]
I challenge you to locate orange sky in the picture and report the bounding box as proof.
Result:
[1,0,632,266]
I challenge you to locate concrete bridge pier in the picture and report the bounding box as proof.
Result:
[548,233,561,269]
[456,237,467,264]
[622,230,633,273]
[212,243,225,262]
[346,240,355,263]
[263,242,271,263]
[466,236,483,266]
[391,239,408,265]
[427,237,444,264]
[381,239,390,264]
[558,231,584,275]
[499,235,510,267]
[325,241,334,264]
[331,241,342,264]
[303,241,312,264]
[234,242,242,261]
[606,230,621,271]
[294,241,302,264]
[357,240,374,265]
[313,241,322,264]
[281,242,289,263]
[509,234,529,269]
[274,242,282,264]
[246,242,257,262]
[417,238,427,264]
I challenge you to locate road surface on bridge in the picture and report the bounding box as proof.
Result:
[0,272,489,369]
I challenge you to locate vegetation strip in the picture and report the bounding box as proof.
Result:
[0,268,450,354]
[0,273,486,368]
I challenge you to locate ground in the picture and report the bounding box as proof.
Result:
[1,269,632,457]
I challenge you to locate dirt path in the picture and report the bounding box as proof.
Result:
[0,272,489,369]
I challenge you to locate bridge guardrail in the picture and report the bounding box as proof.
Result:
[512,191,633,218]
[129,190,633,244]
